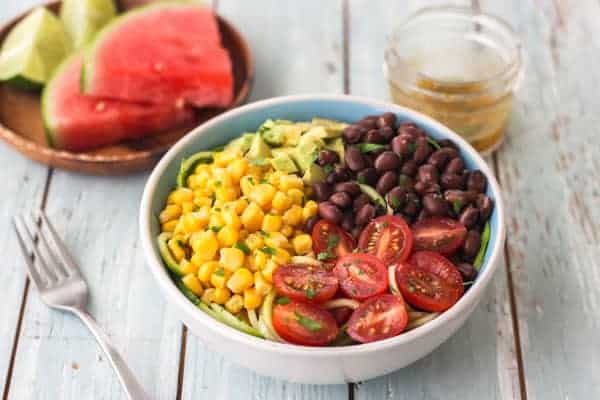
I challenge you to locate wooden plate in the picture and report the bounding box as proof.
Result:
[0,1,253,175]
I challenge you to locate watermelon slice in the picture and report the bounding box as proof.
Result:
[42,54,194,151]
[82,3,233,108]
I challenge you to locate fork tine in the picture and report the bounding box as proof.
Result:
[31,213,70,279]
[37,210,80,276]
[19,214,59,283]
[13,217,45,289]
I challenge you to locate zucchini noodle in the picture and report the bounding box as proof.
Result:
[388,265,401,295]
[322,298,360,310]
[259,290,285,342]
[290,256,322,267]
[406,312,439,331]
[247,309,259,330]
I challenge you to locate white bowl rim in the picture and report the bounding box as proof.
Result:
[140,94,506,357]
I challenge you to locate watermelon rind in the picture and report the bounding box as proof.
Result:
[81,1,206,94]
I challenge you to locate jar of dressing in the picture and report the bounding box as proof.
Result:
[384,6,523,154]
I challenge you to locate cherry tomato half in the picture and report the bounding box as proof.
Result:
[347,294,408,343]
[358,216,413,264]
[312,220,355,261]
[272,300,339,346]
[333,254,388,300]
[395,251,464,312]
[412,217,467,255]
[273,264,338,303]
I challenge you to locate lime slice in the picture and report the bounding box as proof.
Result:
[60,0,117,49]
[0,7,72,88]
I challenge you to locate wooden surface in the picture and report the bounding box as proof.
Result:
[1,0,598,399]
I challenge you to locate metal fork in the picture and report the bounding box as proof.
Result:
[13,210,149,400]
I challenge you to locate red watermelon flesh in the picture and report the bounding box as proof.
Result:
[43,54,194,152]
[83,4,233,108]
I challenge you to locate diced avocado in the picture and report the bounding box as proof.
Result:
[259,120,285,146]
[302,163,326,185]
[271,147,296,158]
[311,118,348,137]
[281,124,305,146]
[246,133,271,160]
[224,133,254,155]
[294,133,325,172]
[325,137,345,161]
[157,233,184,276]
[260,119,309,147]
[177,151,214,188]
[303,126,330,140]
[270,153,298,173]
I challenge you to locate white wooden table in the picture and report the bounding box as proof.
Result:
[2,0,599,399]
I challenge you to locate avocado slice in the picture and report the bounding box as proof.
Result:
[302,163,326,185]
[325,137,345,162]
[270,153,298,173]
[294,133,325,172]
[311,118,348,137]
[224,133,255,155]
[157,233,184,276]
[177,151,214,188]
[246,133,272,160]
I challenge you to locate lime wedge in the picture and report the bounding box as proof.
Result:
[60,0,117,49]
[0,7,72,88]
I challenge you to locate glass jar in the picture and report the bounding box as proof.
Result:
[384,6,523,154]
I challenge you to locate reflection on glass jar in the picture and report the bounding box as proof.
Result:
[384,6,523,154]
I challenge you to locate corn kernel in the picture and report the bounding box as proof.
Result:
[287,188,304,206]
[281,224,294,238]
[292,234,313,255]
[227,158,249,182]
[197,261,220,284]
[241,202,264,232]
[254,271,272,296]
[194,163,211,174]
[161,220,178,232]
[193,195,212,208]
[215,186,238,202]
[253,249,268,270]
[303,200,318,221]
[272,248,291,265]
[190,230,219,261]
[182,212,206,233]
[213,287,231,304]
[283,205,303,226]
[225,294,244,313]
[240,176,255,197]
[211,266,230,288]
[265,232,290,249]
[202,288,216,303]
[217,225,239,247]
[279,174,303,191]
[249,184,276,209]
[262,214,282,233]
[182,274,203,295]
[243,288,263,310]
[227,268,254,294]
[181,201,195,214]
[262,259,278,282]
[245,233,264,251]
[213,151,237,167]
[209,213,225,229]
[159,204,181,223]
[232,198,248,214]
[222,209,242,230]
[271,191,292,213]
[168,188,194,205]
[239,229,249,240]
[267,171,285,188]
[167,238,186,262]
[219,248,245,272]
[180,259,199,275]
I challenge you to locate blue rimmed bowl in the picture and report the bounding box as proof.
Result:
[139,95,505,384]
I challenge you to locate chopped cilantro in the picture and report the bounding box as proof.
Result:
[234,241,251,255]
[295,311,322,331]
[213,207,221,212]
[452,199,464,214]
[276,296,291,305]
[323,164,334,174]
[176,239,186,247]
[305,287,316,299]
[209,226,222,232]
[407,142,417,153]
[248,177,255,184]
[260,178,269,184]
[214,267,225,277]
[427,137,441,149]
[357,175,367,184]
[260,246,277,255]
[317,251,333,260]
[356,143,388,153]
[390,196,401,209]
[327,234,339,250]
[259,230,270,237]
[214,180,222,187]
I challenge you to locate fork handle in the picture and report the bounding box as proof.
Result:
[74,309,150,400]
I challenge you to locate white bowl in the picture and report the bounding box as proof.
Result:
[139,95,506,384]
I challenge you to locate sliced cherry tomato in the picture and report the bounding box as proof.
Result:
[272,300,339,346]
[333,254,388,300]
[358,216,413,264]
[412,217,467,255]
[347,294,408,343]
[395,251,464,312]
[312,220,355,261]
[273,264,338,303]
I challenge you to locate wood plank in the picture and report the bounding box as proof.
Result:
[6,172,184,400]
[481,0,600,398]
[348,1,521,399]
[0,3,53,398]
[179,1,348,399]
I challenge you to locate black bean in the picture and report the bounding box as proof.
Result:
[357,117,378,130]
[396,122,419,139]
[467,170,487,193]
[334,165,352,182]
[379,126,395,141]
[317,149,339,166]
[427,149,450,170]
[374,151,401,174]
[303,216,319,233]
[445,157,464,174]
[356,203,376,226]
[365,129,386,144]
[391,135,412,157]
[357,167,378,186]
[456,262,478,281]
[340,212,354,232]
[313,182,332,201]
[403,192,420,216]
[345,146,366,171]
[444,190,476,208]
[476,194,494,221]
[440,172,464,190]
[413,137,432,164]
[318,201,343,224]
[386,186,407,210]
[334,181,361,196]
[353,193,370,212]
[325,172,339,185]
[416,209,429,222]
[363,153,376,168]
[351,226,363,240]
[414,181,441,195]
[342,125,363,144]
[417,164,439,185]
[422,193,449,216]
[438,139,459,151]
[377,112,396,128]
[459,206,479,228]
[400,159,418,176]
[463,230,482,258]
[376,171,397,195]
[330,191,352,209]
